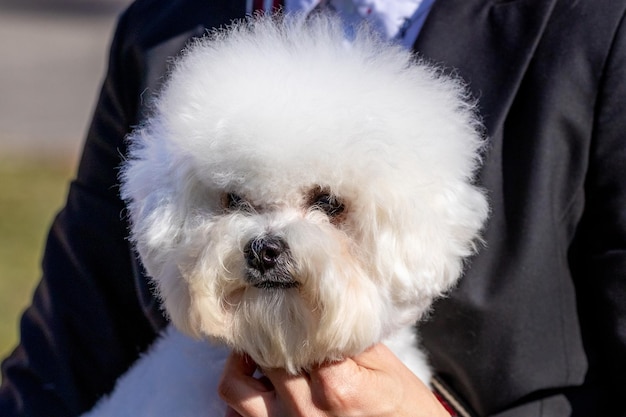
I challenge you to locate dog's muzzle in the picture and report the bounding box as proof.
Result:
[243,235,298,290]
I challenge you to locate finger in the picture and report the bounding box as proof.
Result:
[352,344,433,392]
[222,352,272,392]
[225,406,243,417]
[218,352,274,417]
[262,367,322,416]
[321,345,448,417]
[262,366,310,399]
[308,346,407,412]
[308,359,364,412]
[348,343,397,370]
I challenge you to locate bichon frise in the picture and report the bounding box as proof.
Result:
[84,12,488,416]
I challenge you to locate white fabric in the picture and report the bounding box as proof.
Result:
[284,0,436,48]
[82,326,431,416]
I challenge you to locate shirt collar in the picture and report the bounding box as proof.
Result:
[285,0,436,49]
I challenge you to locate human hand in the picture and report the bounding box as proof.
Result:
[218,343,451,417]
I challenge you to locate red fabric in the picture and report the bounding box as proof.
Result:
[253,0,283,12]
[434,391,459,416]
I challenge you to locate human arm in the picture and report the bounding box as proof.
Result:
[0,5,162,415]
[568,6,626,407]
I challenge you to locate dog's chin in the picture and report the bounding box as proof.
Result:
[168,253,394,374]
[223,285,324,373]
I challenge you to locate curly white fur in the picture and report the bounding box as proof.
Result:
[86,12,488,415]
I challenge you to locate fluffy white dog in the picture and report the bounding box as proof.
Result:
[84,13,488,416]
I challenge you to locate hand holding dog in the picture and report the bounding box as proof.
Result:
[220,343,451,417]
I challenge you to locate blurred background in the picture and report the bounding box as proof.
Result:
[0,0,133,364]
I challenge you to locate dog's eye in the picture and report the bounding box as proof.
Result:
[312,193,344,217]
[223,192,250,212]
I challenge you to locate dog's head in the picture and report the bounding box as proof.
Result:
[121,14,488,372]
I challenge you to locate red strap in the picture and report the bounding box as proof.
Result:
[434,391,459,416]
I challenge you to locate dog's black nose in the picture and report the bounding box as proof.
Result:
[244,236,287,272]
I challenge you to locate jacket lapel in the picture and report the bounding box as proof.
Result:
[414,0,558,135]
[140,0,248,103]
[142,27,205,96]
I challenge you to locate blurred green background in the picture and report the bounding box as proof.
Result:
[0,0,131,372]
[0,160,73,360]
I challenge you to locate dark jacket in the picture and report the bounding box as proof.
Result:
[1,0,625,415]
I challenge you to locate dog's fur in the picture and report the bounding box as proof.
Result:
[84,13,488,416]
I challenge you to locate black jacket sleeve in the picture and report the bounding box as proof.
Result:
[569,6,626,406]
[0,5,163,415]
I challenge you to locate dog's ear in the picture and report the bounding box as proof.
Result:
[352,175,488,316]
[120,123,186,279]
[425,180,489,294]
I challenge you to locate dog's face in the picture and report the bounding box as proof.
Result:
[121,15,488,372]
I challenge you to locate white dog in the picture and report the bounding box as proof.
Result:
[84,13,488,416]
